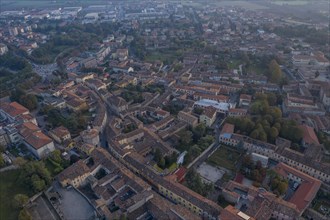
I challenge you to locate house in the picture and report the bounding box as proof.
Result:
[0,102,30,123]
[274,163,321,215]
[194,99,230,114]
[25,131,55,159]
[115,48,129,61]
[154,109,170,120]
[228,108,247,117]
[57,160,90,188]
[107,96,128,115]
[298,125,319,147]
[177,111,198,127]
[199,106,217,127]
[239,94,252,107]
[49,126,71,144]
[0,43,8,55]
[80,128,100,147]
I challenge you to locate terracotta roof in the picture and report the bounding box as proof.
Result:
[57,160,90,182]
[274,163,321,214]
[202,106,217,119]
[18,122,40,138]
[298,125,319,145]
[50,126,70,138]
[0,101,29,117]
[25,131,53,150]
[239,94,252,101]
[220,205,256,220]
[221,123,235,134]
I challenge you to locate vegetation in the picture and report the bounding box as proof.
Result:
[19,161,52,193]
[153,149,178,170]
[207,147,241,172]
[45,107,88,135]
[268,170,288,196]
[268,59,283,84]
[121,91,144,104]
[177,124,215,165]
[10,88,38,111]
[162,100,185,115]
[185,169,213,197]
[240,155,267,185]
[0,52,41,98]
[0,170,33,220]
[226,93,303,144]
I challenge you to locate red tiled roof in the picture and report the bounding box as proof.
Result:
[174,167,187,182]
[25,131,53,150]
[298,125,320,145]
[0,101,29,117]
[274,163,321,214]
[221,123,235,134]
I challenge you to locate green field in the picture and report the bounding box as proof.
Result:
[207,147,241,172]
[0,170,33,220]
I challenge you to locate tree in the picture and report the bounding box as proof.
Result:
[153,148,162,164]
[277,181,288,195]
[158,157,166,169]
[31,174,46,192]
[50,149,62,164]
[14,157,27,166]
[192,123,206,141]
[268,59,283,84]
[179,130,193,146]
[14,194,29,208]
[18,208,32,220]
[20,94,38,111]
[0,155,5,168]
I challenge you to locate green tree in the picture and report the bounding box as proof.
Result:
[0,154,5,167]
[158,157,166,169]
[50,150,62,164]
[277,181,288,195]
[268,59,283,84]
[192,123,206,141]
[14,194,29,208]
[18,208,32,220]
[20,94,38,110]
[154,148,162,164]
[179,130,193,146]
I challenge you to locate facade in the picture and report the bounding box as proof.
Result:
[199,106,217,127]
[219,123,330,183]
[24,131,55,159]
[177,111,198,127]
[80,128,100,146]
[49,126,71,144]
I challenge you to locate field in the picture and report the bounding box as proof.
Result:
[207,146,241,172]
[0,170,33,220]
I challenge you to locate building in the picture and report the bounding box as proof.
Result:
[18,122,55,159]
[219,124,330,183]
[57,160,90,188]
[298,125,319,147]
[0,43,8,55]
[0,102,30,123]
[239,94,252,107]
[228,108,247,117]
[251,152,268,167]
[49,126,71,144]
[0,128,10,146]
[200,106,217,127]
[177,111,198,127]
[80,128,100,147]
[107,96,128,115]
[221,181,300,219]
[274,163,321,215]
[194,99,230,114]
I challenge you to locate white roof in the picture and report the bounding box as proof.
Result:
[194,99,230,111]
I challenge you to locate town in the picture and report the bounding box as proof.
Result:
[0,0,329,220]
